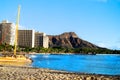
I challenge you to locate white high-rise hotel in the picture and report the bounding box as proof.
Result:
[0,20,49,48]
[0,20,16,45]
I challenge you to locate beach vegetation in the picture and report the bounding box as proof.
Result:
[0,44,120,54]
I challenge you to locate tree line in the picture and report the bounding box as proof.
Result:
[0,43,120,54]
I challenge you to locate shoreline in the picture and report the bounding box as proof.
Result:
[29,52,120,55]
[0,65,119,80]
[1,51,120,55]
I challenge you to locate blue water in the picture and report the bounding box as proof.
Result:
[29,54,120,75]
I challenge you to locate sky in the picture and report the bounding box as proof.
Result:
[0,0,120,50]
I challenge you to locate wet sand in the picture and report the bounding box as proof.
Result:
[0,66,119,80]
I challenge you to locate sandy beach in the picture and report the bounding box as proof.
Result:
[0,66,119,80]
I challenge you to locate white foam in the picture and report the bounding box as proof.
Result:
[30,55,37,58]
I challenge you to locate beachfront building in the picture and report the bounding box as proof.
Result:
[35,32,49,48]
[0,20,16,45]
[18,30,49,48]
[18,30,35,48]
[0,20,49,48]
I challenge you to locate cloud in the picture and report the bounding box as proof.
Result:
[96,41,120,50]
[113,40,120,49]
[109,45,120,50]
[109,44,120,50]
[97,43,107,48]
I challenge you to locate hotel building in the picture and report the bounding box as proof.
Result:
[0,20,16,45]
[18,30,49,48]
[35,32,49,48]
[0,20,49,48]
[18,30,35,48]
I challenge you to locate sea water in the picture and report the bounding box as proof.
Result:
[30,54,120,75]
